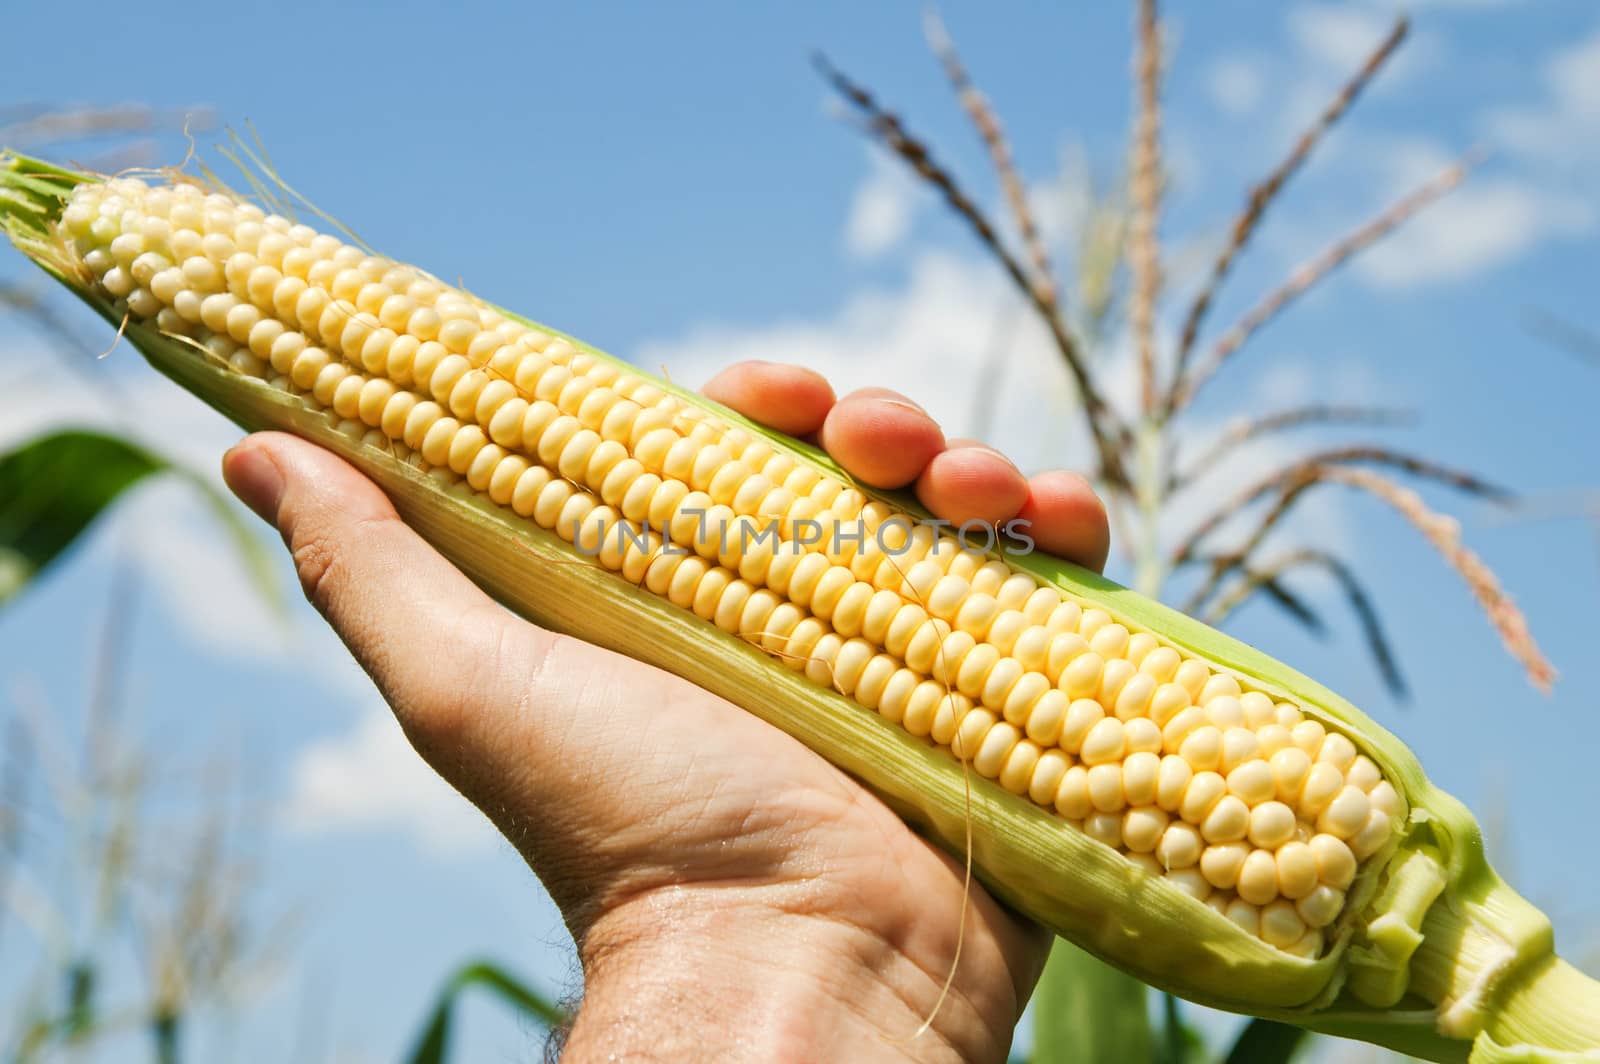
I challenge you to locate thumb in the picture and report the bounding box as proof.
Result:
[222,432,841,924]
[222,431,557,764]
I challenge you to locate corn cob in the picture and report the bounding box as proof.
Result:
[3,154,1595,1063]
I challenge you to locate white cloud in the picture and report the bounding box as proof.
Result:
[280,707,501,857]
[1207,57,1267,118]
[1357,177,1594,288]
[1289,3,1394,72]
[1487,25,1600,169]
[1272,4,1438,145]
[639,248,1091,471]
[844,151,920,259]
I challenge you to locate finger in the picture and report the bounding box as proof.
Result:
[914,440,1029,527]
[818,389,945,488]
[701,361,836,437]
[1012,471,1111,573]
[222,432,555,752]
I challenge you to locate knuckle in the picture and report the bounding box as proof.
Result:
[291,529,345,615]
[287,513,391,617]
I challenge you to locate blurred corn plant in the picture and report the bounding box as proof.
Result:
[0,105,294,1064]
[1,562,292,1063]
[815,4,1555,1062]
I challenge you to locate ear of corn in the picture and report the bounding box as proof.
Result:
[3,153,1595,1063]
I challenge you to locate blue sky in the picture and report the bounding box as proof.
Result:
[2,1,1598,1060]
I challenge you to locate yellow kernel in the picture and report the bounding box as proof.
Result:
[1114,673,1158,720]
[1271,747,1313,804]
[1247,801,1297,849]
[1317,732,1359,773]
[980,656,1026,710]
[1157,822,1203,870]
[1291,720,1327,755]
[1220,728,1261,773]
[1286,929,1324,959]
[1317,786,1371,840]
[1059,651,1104,699]
[1368,781,1405,819]
[1256,724,1294,758]
[1097,658,1137,706]
[1148,683,1190,727]
[1179,725,1223,772]
[1223,898,1260,938]
[973,722,1021,779]
[1161,706,1206,752]
[1206,695,1245,729]
[1200,841,1250,890]
[1054,765,1092,819]
[1237,849,1281,906]
[1179,771,1227,824]
[1088,622,1129,659]
[1123,807,1169,853]
[1124,631,1157,666]
[1275,841,1319,900]
[1124,718,1162,756]
[1261,900,1307,948]
[1226,760,1275,807]
[1201,795,1250,843]
[1298,763,1345,820]
[1347,755,1383,792]
[1200,673,1242,703]
[1079,716,1126,766]
[1295,884,1345,928]
[1350,809,1394,860]
[1127,852,1164,878]
[1023,689,1069,746]
[1077,608,1113,639]
[1139,646,1181,683]
[1173,659,1210,699]
[1029,750,1070,807]
[1155,755,1193,812]
[1122,751,1161,806]
[1309,834,1356,889]
[1087,763,1125,813]
[1084,812,1123,849]
[998,739,1042,795]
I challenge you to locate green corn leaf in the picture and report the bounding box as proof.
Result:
[1224,1017,1310,1064]
[0,428,279,612]
[404,960,566,1064]
[1033,942,1152,1064]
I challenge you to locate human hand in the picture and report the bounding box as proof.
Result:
[222,360,1111,1063]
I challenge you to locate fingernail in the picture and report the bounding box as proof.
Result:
[222,443,283,524]
[950,439,1016,464]
[883,398,926,414]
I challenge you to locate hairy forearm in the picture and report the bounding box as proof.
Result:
[560,892,1010,1063]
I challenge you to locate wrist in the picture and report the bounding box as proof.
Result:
[561,886,1012,1063]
